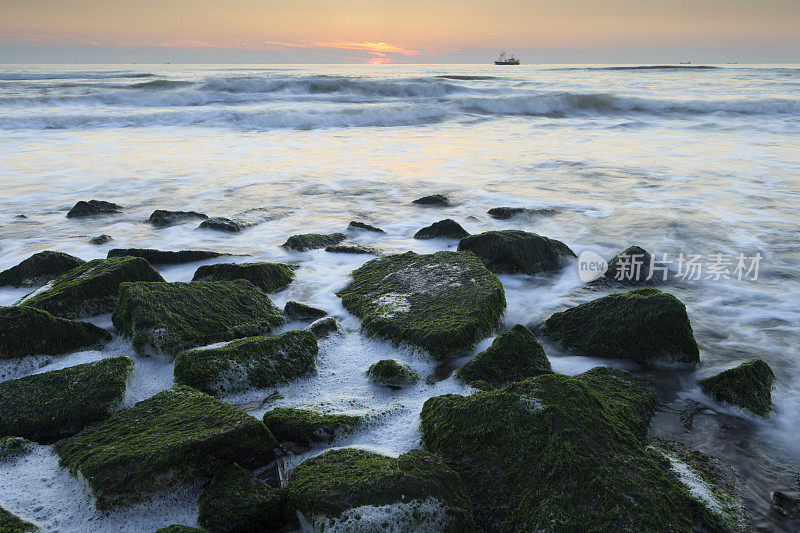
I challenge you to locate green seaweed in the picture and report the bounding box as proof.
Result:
[108,249,225,265]
[282,233,346,252]
[699,358,775,416]
[148,209,208,227]
[0,251,85,287]
[457,229,576,275]
[283,301,327,320]
[263,407,363,445]
[366,359,420,387]
[192,262,294,293]
[0,507,38,532]
[0,436,35,462]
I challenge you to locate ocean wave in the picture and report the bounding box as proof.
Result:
[127,79,194,89]
[0,72,155,81]
[548,65,721,71]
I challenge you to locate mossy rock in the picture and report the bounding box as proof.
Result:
[366,359,420,388]
[108,249,225,265]
[286,448,475,532]
[89,234,113,245]
[19,256,165,319]
[282,233,346,252]
[198,462,285,533]
[198,217,255,233]
[308,317,342,339]
[487,207,559,220]
[0,357,134,442]
[324,244,384,255]
[348,221,385,233]
[412,194,450,206]
[456,325,552,389]
[0,305,111,359]
[0,436,35,462]
[457,229,576,275]
[414,219,469,240]
[284,301,327,320]
[148,209,208,228]
[540,287,700,365]
[263,407,363,446]
[699,359,775,417]
[593,245,656,286]
[174,331,318,396]
[337,251,505,358]
[154,526,205,533]
[54,386,279,509]
[420,368,727,531]
[192,262,294,294]
[66,199,121,218]
[0,251,85,287]
[0,507,38,532]
[112,280,285,356]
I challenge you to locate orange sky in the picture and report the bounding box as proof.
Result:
[2,0,799,62]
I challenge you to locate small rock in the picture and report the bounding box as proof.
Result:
[324,244,384,255]
[284,301,327,320]
[699,359,775,417]
[107,248,225,265]
[412,194,450,206]
[0,436,35,462]
[0,250,85,287]
[198,217,254,233]
[263,407,363,446]
[89,234,113,245]
[148,209,208,228]
[282,233,346,252]
[366,359,420,388]
[66,200,122,218]
[193,262,294,293]
[414,219,469,240]
[14,214,27,219]
[772,491,800,516]
[457,229,576,275]
[308,316,343,339]
[0,506,38,532]
[487,207,558,219]
[348,221,385,233]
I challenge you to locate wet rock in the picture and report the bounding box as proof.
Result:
[487,206,558,219]
[107,248,226,265]
[66,200,121,218]
[286,448,475,532]
[457,229,576,275]
[174,330,317,396]
[772,490,800,517]
[591,245,661,286]
[414,219,469,240]
[540,287,700,365]
[19,256,164,319]
[284,301,327,320]
[337,251,505,358]
[0,251,85,287]
[113,280,284,356]
[421,367,729,531]
[0,306,111,359]
[198,462,285,533]
[198,216,254,233]
[0,506,38,532]
[54,386,279,509]
[366,359,420,388]
[412,194,450,207]
[348,220,385,233]
[89,234,113,245]
[148,209,208,228]
[308,316,342,339]
[193,262,294,293]
[0,436,35,462]
[282,232,346,252]
[699,359,775,417]
[0,357,134,442]
[324,244,384,255]
[456,325,552,389]
[14,214,27,219]
[154,527,204,533]
[263,407,362,446]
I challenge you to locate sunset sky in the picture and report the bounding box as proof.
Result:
[2,0,799,63]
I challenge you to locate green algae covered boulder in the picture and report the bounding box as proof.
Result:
[19,257,165,319]
[112,280,285,356]
[198,462,285,533]
[0,251,85,288]
[148,209,208,228]
[366,359,420,388]
[414,219,469,240]
[456,325,552,389]
[173,331,318,396]
[457,229,576,275]
[192,262,294,293]
[66,199,121,218]
[0,306,111,359]
[412,194,450,206]
[108,249,225,265]
[54,386,279,509]
[0,356,134,442]
[540,287,700,365]
[282,233,346,252]
[286,448,475,532]
[420,368,727,532]
[263,407,363,446]
[0,436,34,462]
[699,359,775,417]
[0,507,38,533]
[284,301,327,320]
[337,251,505,358]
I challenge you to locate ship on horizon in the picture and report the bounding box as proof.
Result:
[494,52,520,65]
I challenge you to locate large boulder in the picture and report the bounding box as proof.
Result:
[263,407,363,446]
[112,280,284,356]
[66,199,121,218]
[414,219,469,240]
[0,306,111,359]
[337,251,505,358]
[456,325,552,389]
[0,507,38,532]
[197,462,285,533]
[0,357,133,442]
[0,251,85,287]
[54,386,279,509]
[147,209,208,228]
[366,359,420,388]
[540,287,700,364]
[282,233,346,252]
[173,330,318,396]
[286,448,475,532]
[18,257,164,319]
[420,368,733,531]
[192,262,294,293]
[457,230,576,275]
[699,359,775,417]
[107,249,225,265]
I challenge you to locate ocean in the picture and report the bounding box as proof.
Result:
[0,63,799,531]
